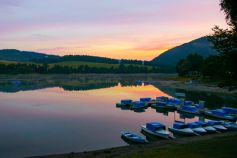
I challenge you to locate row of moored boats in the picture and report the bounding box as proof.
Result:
[116,96,237,121]
[118,96,237,143]
[121,120,237,143]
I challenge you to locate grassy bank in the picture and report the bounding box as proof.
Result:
[0,60,153,70]
[48,61,153,69]
[32,132,237,158]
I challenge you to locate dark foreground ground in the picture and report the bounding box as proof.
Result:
[31,132,237,158]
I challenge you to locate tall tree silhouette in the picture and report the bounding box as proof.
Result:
[208,0,237,86]
[220,0,237,30]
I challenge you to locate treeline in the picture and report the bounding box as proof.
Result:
[32,55,157,66]
[0,63,161,74]
[176,53,237,87]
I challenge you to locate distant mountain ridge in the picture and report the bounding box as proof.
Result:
[0,49,155,66]
[1,37,217,73]
[0,49,60,61]
[152,37,218,68]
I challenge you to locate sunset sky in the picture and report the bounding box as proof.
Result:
[0,0,228,60]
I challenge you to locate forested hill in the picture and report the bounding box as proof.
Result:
[152,37,218,68]
[0,49,60,61]
[0,49,154,65]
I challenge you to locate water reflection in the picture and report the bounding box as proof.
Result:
[0,74,160,93]
[0,75,236,158]
[1,75,236,109]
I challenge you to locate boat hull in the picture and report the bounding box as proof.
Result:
[130,104,148,109]
[203,126,217,133]
[151,104,175,110]
[116,103,131,107]
[204,111,236,121]
[192,127,207,134]
[121,132,146,143]
[168,127,198,136]
[178,109,200,115]
[212,125,227,131]
[141,125,170,139]
[224,124,237,131]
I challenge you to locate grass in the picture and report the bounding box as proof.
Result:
[34,133,237,158]
[49,61,118,68]
[0,60,19,64]
[49,61,153,69]
[0,60,38,65]
[0,60,153,69]
[121,135,237,158]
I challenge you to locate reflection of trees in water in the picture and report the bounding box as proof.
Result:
[152,83,176,96]
[180,90,237,109]
[0,74,172,92]
[0,81,54,93]
[0,81,118,93]
[2,74,235,108]
[152,84,237,108]
[61,82,118,91]
[154,84,237,108]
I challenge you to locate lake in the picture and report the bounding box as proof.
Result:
[0,74,236,158]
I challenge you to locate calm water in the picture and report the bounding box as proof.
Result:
[0,75,236,158]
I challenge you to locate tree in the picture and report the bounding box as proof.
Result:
[208,0,237,85]
[220,0,237,30]
[202,55,223,79]
[176,54,204,76]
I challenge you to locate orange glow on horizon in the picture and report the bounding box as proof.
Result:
[36,45,171,60]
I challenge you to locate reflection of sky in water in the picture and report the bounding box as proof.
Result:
[0,84,201,158]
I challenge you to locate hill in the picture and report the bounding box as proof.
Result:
[0,49,60,62]
[152,37,218,69]
[0,49,155,66]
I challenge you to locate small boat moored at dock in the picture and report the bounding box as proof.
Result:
[178,105,200,115]
[140,97,152,102]
[222,122,237,131]
[195,121,217,133]
[141,122,170,139]
[116,99,133,107]
[168,121,199,136]
[222,107,237,117]
[187,122,207,134]
[204,109,236,121]
[184,100,193,106]
[121,131,146,143]
[156,96,168,102]
[151,101,167,108]
[167,98,182,109]
[151,101,175,110]
[130,101,148,109]
[207,120,227,131]
[194,100,206,114]
[155,97,181,109]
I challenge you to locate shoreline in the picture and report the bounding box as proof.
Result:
[156,80,237,95]
[30,132,237,158]
[1,73,236,95]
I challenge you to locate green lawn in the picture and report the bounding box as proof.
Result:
[0,60,37,65]
[49,61,118,68]
[0,60,153,69]
[50,61,152,69]
[35,133,237,158]
[0,60,19,64]
[121,135,237,158]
